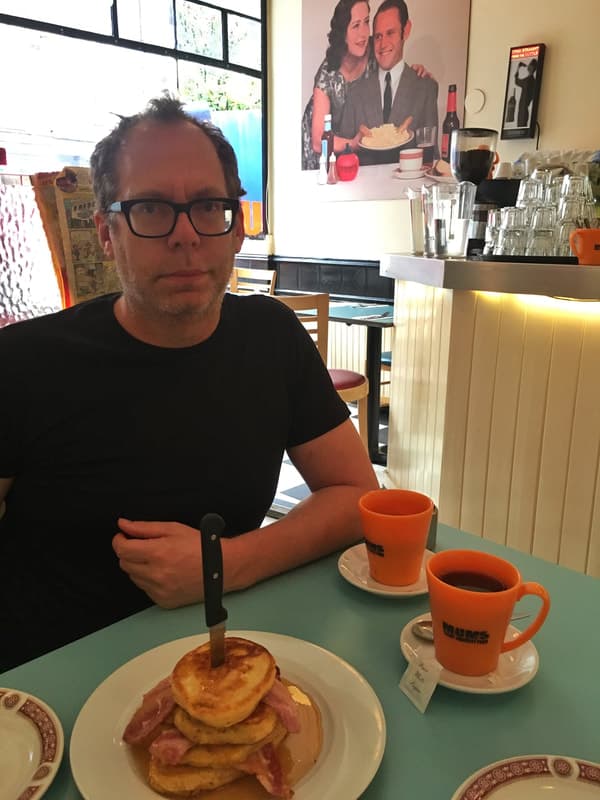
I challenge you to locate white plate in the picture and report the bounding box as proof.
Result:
[392,168,426,180]
[338,544,433,597]
[0,688,64,800]
[451,755,600,798]
[400,613,539,694]
[70,630,386,800]
[424,167,456,183]
[360,130,415,151]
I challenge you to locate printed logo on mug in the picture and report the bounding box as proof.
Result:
[365,540,385,557]
[358,489,434,586]
[425,549,550,676]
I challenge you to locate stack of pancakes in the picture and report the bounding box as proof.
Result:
[144,637,289,796]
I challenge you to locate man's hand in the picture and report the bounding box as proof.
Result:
[113,518,205,608]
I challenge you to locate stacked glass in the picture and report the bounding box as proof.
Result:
[486,173,597,258]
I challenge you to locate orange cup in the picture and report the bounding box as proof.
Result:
[569,228,600,265]
[358,489,434,585]
[426,549,550,676]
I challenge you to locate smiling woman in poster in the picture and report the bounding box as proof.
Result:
[301,0,430,170]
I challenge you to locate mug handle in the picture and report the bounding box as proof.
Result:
[500,582,550,653]
[486,151,500,179]
[569,230,582,257]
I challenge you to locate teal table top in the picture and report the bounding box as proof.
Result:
[3,524,599,799]
[328,302,394,325]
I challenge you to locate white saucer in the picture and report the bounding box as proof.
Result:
[337,544,433,597]
[400,613,539,694]
[424,167,456,184]
[392,167,426,180]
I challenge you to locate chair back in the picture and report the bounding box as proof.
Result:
[230,266,276,295]
[276,293,329,363]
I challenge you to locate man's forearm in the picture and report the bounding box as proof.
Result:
[222,483,374,593]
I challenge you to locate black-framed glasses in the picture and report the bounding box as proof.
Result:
[107,197,240,238]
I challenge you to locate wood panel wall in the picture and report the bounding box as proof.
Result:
[388,282,600,577]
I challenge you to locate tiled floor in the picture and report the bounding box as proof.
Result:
[270,404,389,515]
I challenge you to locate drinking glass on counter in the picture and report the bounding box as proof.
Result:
[530,167,555,189]
[494,228,524,256]
[501,206,526,229]
[558,196,584,224]
[526,228,555,257]
[516,180,546,225]
[493,206,527,256]
[423,181,477,257]
[407,188,425,255]
[531,205,557,230]
[556,221,578,257]
[483,208,502,255]
[561,173,594,201]
[545,176,564,205]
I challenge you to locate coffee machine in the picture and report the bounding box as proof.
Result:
[448,128,520,257]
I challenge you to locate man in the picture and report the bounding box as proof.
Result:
[515,59,537,128]
[0,95,378,671]
[340,0,438,165]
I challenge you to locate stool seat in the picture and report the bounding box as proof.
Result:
[329,368,367,390]
[275,293,370,451]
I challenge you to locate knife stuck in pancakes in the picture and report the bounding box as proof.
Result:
[123,636,322,798]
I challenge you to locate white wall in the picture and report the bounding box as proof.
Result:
[465,0,600,163]
[268,0,599,260]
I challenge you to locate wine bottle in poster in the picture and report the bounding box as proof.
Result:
[441,84,460,162]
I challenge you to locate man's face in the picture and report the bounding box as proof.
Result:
[95,120,244,323]
[373,7,411,71]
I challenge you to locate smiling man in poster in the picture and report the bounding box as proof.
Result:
[339,0,438,165]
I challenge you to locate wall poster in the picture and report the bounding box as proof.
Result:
[300,0,471,200]
[501,43,546,140]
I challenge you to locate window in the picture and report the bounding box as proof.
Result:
[0,0,266,238]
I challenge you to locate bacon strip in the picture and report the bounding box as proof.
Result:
[149,727,194,764]
[123,677,176,744]
[240,743,292,798]
[263,680,301,733]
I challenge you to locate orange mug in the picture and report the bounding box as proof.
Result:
[569,228,600,265]
[358,489,433,586]
[426,549,550,676]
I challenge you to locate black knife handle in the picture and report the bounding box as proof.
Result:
[200,513,228,628]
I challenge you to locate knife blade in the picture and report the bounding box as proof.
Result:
[200,513,228,668]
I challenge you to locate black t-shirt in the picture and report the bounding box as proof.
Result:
[0,292,348,669]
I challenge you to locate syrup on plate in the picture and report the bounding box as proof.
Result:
[131,682,323,799]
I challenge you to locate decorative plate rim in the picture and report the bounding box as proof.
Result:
[0,687,64,800]
[451,754,600,799]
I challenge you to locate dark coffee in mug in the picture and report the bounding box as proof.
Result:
[440,570,506,593]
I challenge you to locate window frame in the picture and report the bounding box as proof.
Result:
[0,0,268,237]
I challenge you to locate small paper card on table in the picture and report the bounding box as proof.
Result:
[399,655,443,713]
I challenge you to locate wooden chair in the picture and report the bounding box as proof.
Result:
[277,293,369,450]
[230,266,276,295]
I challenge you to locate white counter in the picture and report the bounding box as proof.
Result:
[380,253,600,300]
[382,254,600,577]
